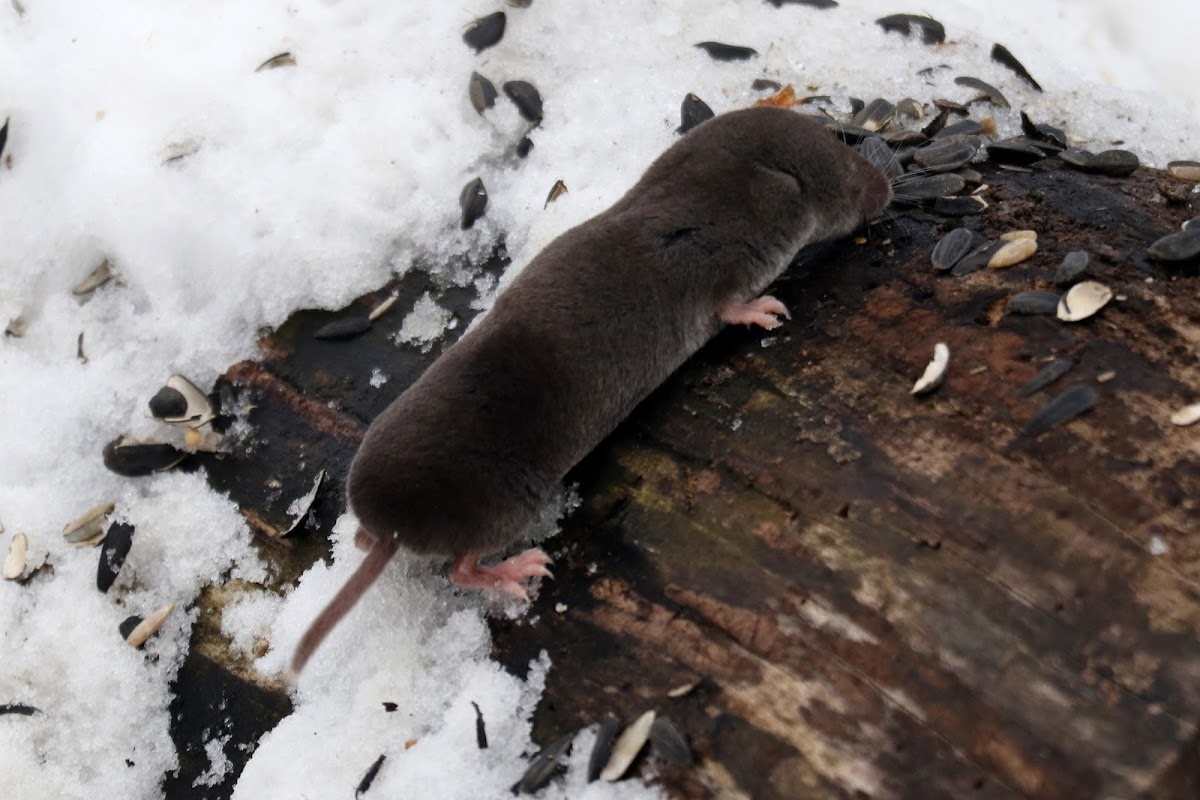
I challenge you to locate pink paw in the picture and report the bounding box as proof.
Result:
[450,548,553,600]
[720,295,791,330]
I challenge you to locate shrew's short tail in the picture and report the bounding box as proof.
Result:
[290,531,401,674]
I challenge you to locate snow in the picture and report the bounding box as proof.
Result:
[0,1,1197,799]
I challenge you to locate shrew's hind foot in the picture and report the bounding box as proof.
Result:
[449,548,553,601]
[719,294,791,330]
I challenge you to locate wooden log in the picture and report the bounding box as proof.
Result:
[169,161,1200,798]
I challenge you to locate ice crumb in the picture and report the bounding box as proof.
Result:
[1148,536,1169,556]
[369,367,388,388]
[193,733,233,788]
[394,293,453,353]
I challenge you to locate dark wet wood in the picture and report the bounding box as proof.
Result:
[170,162,1200,799]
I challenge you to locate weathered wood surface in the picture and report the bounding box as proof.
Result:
[172,160,1200,799]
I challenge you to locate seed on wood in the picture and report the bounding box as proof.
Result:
[462,11,505,53]
[876,13,945,44]
[1167,161,1200,181]
[895,173,966,203]
[314,316,372,340]
[369,294,398,322]
[468,72,498,115]
[986,139,1045,166]
[1062,148,1139,177]
[502,81,543,123]
[1000,230,1037,242]
[96,522,134,593]
[601,710,656,782]
[649,717,692,766]
[1006,291,1060,315]
[951,240,1003,276]
[355,754,386,798]
[896,97,924,120]
[988,238,1037,268]
[255,52,296,72]
[149,375,215,427]
[1096,370,1116,383]
[933,195,987,216]
[587,718,622,782]
[283,469,325,537]
[125,601,175,648]
[103,436,187,477]
[0,703,39,716]
[1017,357,1075,398]
[911,343,949,396]
[991,43,1042,91]
[459,177,488,230]
[1187,218,1200,232]
[851,98,895,132]
[931,227,981,272]
[678,93,715,134]
[4,532,27,580]
[933,120,985,139]
[1054,250,1089,284]
[666,680,700,698]
[693,41,758,61]
[1057,281,1112,322]
[954,76,1009,108]
[63,502,115,544]
[912,140,976,172]
[1148,227,1200,262]
[1020,112,1067,149]
[1171,404,1200,427]
[1023,385,1096,438]
[514,732,574,793]
[73,259,113,296]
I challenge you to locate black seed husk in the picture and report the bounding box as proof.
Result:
[931,227,981,272]
[825,122,876,146]
[463,12,506,53]
[468,72,498,115]
[920,107,950,138]
[382,702,398,712]
[97,521,135,593]
[103,439,186,477]
[1059,148,1094,169]
[0,117,8,162]
[119,615,144,641]
[913,140,976,172]
[934,195,987,217]
[896,173,966,202]
[876,13,945,44]
[514,733,574,794]
[881,129,927,147]
[255,52,296,72]
[991,43,1042,91]
[0,703,39,716]
[848,97,865,116]
[314,316,372,340]
[954,76,1009,108]
[544,179,568,208]
[1020,112,1067,148]
[502,80,543,123]
[1006,291,1061,316]
[851,98,895,132]
[1148,227,1200,262]
[587,718,622,782]
[896,97,924,119]
[751,78,782,92]
[515,135,534,158]
[952,241,1004,276]
[856,137,902,179]
[148,386,189,420]
[1017,358,1076,398]
[355,754,386,798]
[678,93,715,134]
[471,701,488,749]
[933,120,984,139]
[648,718,692,766]
[1088,149,1140,177]
[986,139,1046,166]
[1054,250,1090,284]
[1023,385,1097,438]
[694,41,758,61]
[933,98,969,115]
[459,177,488,230]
